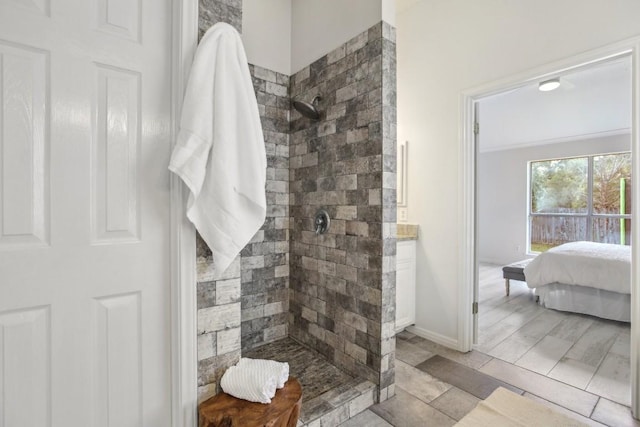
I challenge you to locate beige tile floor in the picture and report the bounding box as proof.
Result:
[338,264,639,427]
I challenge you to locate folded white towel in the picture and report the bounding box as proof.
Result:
[220,364,277,404]
[238,357,290,389]
[169,22,267,277]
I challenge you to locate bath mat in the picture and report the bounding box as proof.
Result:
[455,387,588,426]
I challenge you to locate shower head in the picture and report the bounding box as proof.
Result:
[293,95,321,120]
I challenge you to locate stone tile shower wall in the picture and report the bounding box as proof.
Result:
[289,22,397,399]
[241,65,290,351]
[195,0,292,400]
[199,0,242,40]
[195,0,243,403]
[197,65,291,401]
[196,0,397,404]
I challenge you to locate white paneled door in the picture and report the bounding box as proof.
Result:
[0,0,173,426]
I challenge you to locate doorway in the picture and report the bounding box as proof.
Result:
[459,43,640,418]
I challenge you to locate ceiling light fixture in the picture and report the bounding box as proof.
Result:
[538,78,560,92]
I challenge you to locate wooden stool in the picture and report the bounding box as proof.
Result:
[198,377,302,427]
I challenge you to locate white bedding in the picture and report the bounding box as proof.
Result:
[523,241,631,294]
[535,283,630,322]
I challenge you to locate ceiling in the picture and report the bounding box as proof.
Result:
[478,56,632,153]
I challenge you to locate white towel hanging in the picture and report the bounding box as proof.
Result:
[169,22,267,276]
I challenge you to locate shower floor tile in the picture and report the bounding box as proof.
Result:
[244,338,356,402]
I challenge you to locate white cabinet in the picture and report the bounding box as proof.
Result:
[396,240,417,332]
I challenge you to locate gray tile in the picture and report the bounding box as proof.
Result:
[610,329,631,356]
[338,410,391,426]
[300,396,335,424]
[428,388,481,421]
[486,309,564,363]
[548,357,598,390]
[395,360,451,403]
[591,398,640,427]
[395,338,433,366]
[349,388,375,418]
[416,355,523,400]
[317,404,349,426]
[586,352,631,406]
[409,336,492,369]
[323,379,367,407]
[476,303,545,353]
[548,313,595,342]
[371,388,456,427]
[563,321,619,368]
[515,335,574,375]
[438,348,493,370]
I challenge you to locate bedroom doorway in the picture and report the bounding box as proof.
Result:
[459,42,640,419]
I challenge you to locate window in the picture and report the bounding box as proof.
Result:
[529,152,631,253]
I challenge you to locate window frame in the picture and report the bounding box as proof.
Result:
[527,151,632,254]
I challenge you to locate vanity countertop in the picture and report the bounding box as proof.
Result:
[397,223,419,241]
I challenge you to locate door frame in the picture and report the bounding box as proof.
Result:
[458,37,640,416]
[170,0,198,425]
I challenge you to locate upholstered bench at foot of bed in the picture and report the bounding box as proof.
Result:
[502,259,533,296]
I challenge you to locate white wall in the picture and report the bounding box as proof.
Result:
[243,0,392,75]
[242,0,291,75]
[478,134,631,265]
[290,0,385,73]
[397,0,640,343]
[382,0,396,27]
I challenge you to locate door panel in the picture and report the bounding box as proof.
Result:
[92,63,140,244]
[0,306,51,426]
[0,41,49,248]
[93,293,142,427]
[0,0,172,425]
[96,0,141,42]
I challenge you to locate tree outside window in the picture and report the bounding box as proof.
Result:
[529,152,631,253]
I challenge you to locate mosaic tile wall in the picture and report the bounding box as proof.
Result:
[288,22,397,400]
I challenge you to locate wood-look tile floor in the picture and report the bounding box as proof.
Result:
[338,264,639,426]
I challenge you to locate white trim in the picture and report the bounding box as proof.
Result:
[459,36,640,418]
[631,39,640,420]
[479,128,632,154]
[397,141,408,207]
[170,0,198,426]
[406,325,460,350]
[458,92,476,353]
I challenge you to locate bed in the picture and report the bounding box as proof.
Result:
[523,241,631,322]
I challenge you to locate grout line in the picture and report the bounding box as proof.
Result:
[479,306,546,354]
[589,396,600,418]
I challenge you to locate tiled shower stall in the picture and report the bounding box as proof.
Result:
[195,1,397,423]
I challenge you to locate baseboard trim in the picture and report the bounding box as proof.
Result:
[405,325,460,351]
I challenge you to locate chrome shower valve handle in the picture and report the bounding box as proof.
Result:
[314,209,330,235]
